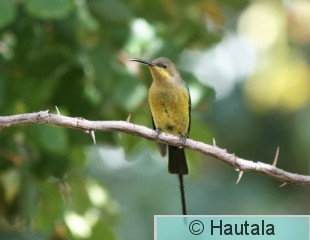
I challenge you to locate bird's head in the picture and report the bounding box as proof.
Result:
[129,57,181,84]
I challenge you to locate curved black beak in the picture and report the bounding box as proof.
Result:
[129,58,154,67]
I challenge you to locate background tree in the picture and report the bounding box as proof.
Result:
[0,0,310,239]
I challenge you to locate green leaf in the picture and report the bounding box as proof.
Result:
[114,75,147,111]
[88,0,132,22]
[26,125,69,154]
[25,0,74,20]
[0,169,20,203]
[0,0,16,29]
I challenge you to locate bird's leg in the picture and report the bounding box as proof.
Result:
[155,128,163,139]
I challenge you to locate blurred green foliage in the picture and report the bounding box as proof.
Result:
[1,0,310,239]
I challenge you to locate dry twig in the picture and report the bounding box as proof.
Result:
[0,110,310,185]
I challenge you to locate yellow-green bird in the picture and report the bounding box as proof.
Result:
[130,57,191,215]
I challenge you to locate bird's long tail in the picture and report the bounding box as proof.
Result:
[178,173,187,215]
[168,146,188,215]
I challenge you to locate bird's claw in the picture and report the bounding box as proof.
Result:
[179,134,187,148]
[155,128,162,139]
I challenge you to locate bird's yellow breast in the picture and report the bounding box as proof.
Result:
[149,82,189,136]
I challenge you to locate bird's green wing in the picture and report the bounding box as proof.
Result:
[183,81,191,137]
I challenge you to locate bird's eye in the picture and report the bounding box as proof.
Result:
[161,64,168,69]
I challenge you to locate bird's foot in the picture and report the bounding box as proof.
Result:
[155,128,163,139]
[179,133,187,148]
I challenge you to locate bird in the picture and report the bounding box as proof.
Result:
[129,57,191,215]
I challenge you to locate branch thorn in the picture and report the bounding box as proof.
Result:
[272,147,280,167]
[213,138,216,147]
[126,113,131,123]
[236,170,244,184]
[55,106,60,115]
[90,130,96,145]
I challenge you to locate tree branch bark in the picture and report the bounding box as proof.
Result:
[1,110,309,185]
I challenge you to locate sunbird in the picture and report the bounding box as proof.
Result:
[129,57,191,215]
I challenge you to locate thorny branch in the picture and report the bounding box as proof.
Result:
[1,110,310,185]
